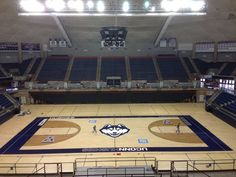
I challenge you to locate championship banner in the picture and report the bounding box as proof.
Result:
[0,42,18,51]
[195,42,215,53]
[218,41,236,52]
[21,43,40,51]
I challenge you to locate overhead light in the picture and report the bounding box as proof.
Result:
[46,0,65,11]
[87,1,94,9]
[68,0,84,12]
[144,1,150,9]
[20,0,45,12]
[97,1,105,12]
[191,0,206,11]
[161,0,178,12]
[122,1,129,12]
[150,6,155,12]
[161,0,206,12]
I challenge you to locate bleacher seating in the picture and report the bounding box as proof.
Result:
[193,59,223,75]
[0,55,235,83]
[2,63,19,75]
[0,93,19,124]
[19,59,32,75]
[69,57,97,82]
[0,70,4,77]
[130,57,157,82]
[213,92,236,114]
[219,63,236,76]
[0,94,13,111]
[157,57,188,82]
[37,56,70,82]
[101,57,127,81]
[2,59,32,75]
[207,91,236,128]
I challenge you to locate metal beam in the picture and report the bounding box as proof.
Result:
[52,16,72,47]
[154,16,173,47]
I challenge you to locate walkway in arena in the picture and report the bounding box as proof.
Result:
[0,103,235,173]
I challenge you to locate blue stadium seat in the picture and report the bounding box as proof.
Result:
[19,59,32,75]
[157,56,188,82]
[2,58,33,75]
[69,57,97,82]
[37,56,70,82]
[213,92,236,114]
[2,63,19,75]
[101,57,127,81]
[219,63,236,76]
[0,94,13,109]
[130,57,157,82]
[193,59,223,75]
[0,70,4,77]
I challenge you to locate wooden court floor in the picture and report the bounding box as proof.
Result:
[0,103,236,173]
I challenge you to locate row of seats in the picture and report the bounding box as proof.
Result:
[157,57,188,82]
[70,57,97,82]
[220,63,236,76]
[0,93,20,125]
[36,56,189,82]
[207,91,236,128]
[0,58,42,77]
[194,59,222,74]
[1,56,235,82]
[213,92,236,115]
[0,70,4,77]
[183,57,236,76]
[2,59,32,75]
[37,56,70,82]
[130,57,157,82]
[0,94,13,111]
[101,57,127,81]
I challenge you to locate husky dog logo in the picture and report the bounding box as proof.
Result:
[100,124,130,138]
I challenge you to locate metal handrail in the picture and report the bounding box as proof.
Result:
[0,158,235,175]
[187,163,210,177]
[27,166,45,177]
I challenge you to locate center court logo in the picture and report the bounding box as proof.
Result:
[100,124,130,138]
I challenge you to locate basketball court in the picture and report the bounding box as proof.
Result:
[0,103,235,173]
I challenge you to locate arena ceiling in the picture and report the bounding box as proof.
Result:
[0,0,236,56]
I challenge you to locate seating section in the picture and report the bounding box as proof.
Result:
[37,56,70,82]
[2,58,32,75]
[0,70,4,77]
[213,92,236,114]
[183,57,196,73]
[0,56,235,82]
[0,93,20,124]
[219,63,236,76]
[130,57,157,82]
[101,57,127,81]
[19,59,32,75]
[207,91,236,128]
[157,57,188,82]
[2,63,19,75]
[69,57,97,82]
[193,59,223,75]
[0,94,13,111]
